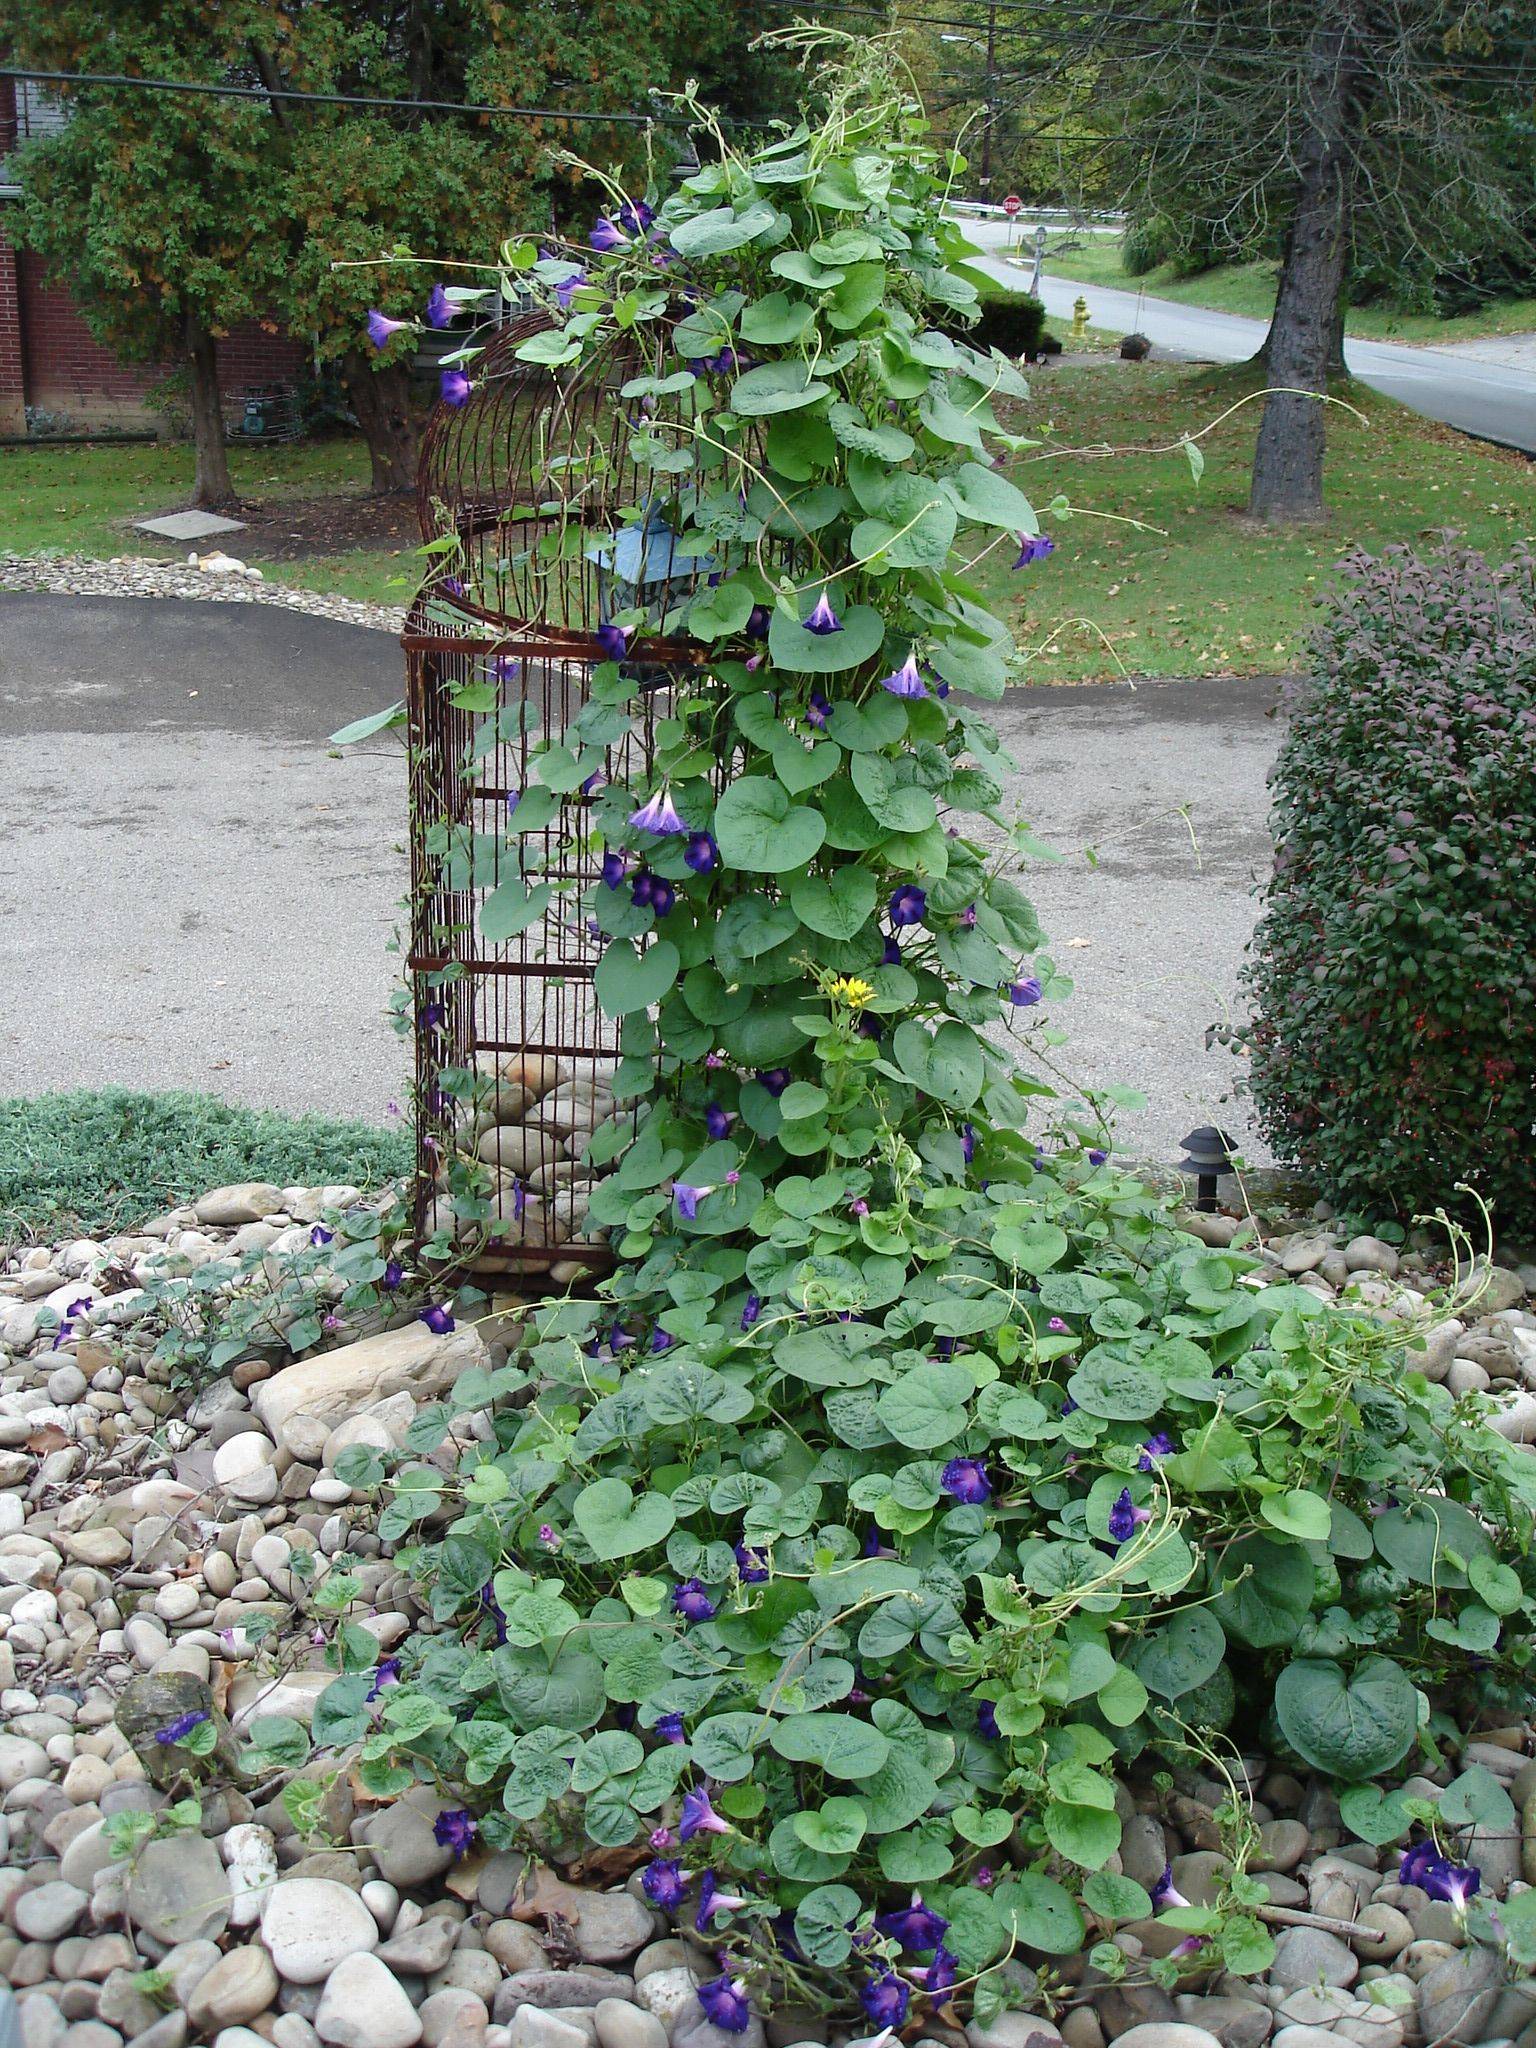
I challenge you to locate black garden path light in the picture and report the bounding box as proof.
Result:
[1179,1124,1238,1212]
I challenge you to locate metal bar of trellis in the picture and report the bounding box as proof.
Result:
[402,308,794,1285]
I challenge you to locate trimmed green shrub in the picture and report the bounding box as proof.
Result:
[945,278,1048,359]
[0,1088,411,1236]
[1245,540,1536,1233]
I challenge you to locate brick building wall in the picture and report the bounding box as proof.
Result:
[0,79,307,435]
[13,244,307,430]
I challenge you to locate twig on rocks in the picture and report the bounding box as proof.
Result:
[1256,1902,1388,1942]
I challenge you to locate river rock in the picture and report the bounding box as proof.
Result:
[360,1793,459,1887]
[187,1946,281,2032]
[13,1880,87,1940]
[314,1951,423,2048]
[1266,1928,1358,1991]
[195,1183,285,1226]
[595,2000,669,2048]
[261,1878,380,1982]
[126,1833,232,1944]
[252,1321,490,1436]
[494,1972,636,2023]
[212,1431,280,1505]
[1111,2031,1224,2048]
[1418,1945,1503,2043]
[1173,2001,1271,2048]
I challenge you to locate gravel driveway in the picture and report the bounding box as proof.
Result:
[0,590,1281,1162]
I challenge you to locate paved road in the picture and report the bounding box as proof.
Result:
[965,220,1536,454]
[0,594,1280,1162]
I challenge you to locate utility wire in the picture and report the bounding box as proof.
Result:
[0,65,694,126]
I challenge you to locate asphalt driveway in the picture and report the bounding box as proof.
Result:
[0,594,1281,1161]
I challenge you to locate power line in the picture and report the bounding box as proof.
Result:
[0,65,693,127]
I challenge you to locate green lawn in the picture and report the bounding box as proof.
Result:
[1039,237,1536,346]
[4,359,1534,682]
[0,435,419,607]
[975,359,1536,682]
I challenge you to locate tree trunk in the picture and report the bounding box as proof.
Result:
[344,349,419,494]
[185,315,236,510]
[1248,24,1355,524]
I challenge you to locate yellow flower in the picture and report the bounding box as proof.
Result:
[827,975,875,1011]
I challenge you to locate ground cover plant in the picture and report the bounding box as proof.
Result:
[1244,539,1536,1236]
[256,33,1536,2037]
[0,1087,411,1237]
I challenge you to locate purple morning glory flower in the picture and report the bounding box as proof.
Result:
[924,1945,959,1993]
[1012,533,1055,567]
[745,604,770,639]
[610,1323,635,1352]
[596,621,630,661]
[433,1808,477,1858]
[365,1658,402,1703]
[479,1584,509,1645]
[309,1224,333,1248]
[651,1328,677,1353]
[802,592,842,635]
[674,1182,707,1221]
[934,1337,956,1360]
[889,883,927,928]
[704,1104,735,1139]
[631,785,687,835]
[425,282,453,329]
[505,787,522,818]
[1139,1432,1175,1471]
[1430,1862,1481,1909]
[602,850,629,889]
[1171,1935,1209,1959]
[735,1543,769,1584]
[695,1870,750,1932]
[590,215,629,252]
[940,1458,991,1504]
[1060,1393,1078,1413]
[697,1978,752,2035]
[684,831,719,874]
[673,1577,717,1623]
[861,1974,911,2030]
[419,1303,455,1335]
[876,1895,951,1949]
[1088,1147,1109,1165]
[153,1709,210,1745]
[439,369,472,408]
[381,1259,404,1291]
[366,309,410,350]
[961,1122,976,1164]
[554,269,587,310]
[641,1858,686,1909]
[680,1786,733,1840]
[1152,1864,1191,1910]
[617,197,655,234]
[631,870,654,907]
[649,878,677,918]
[740,1293,762,1330]
[1400,1841,1441,1889]
[882,935,902,966]
[1007,976,1043,1006]
[756,1068,791,1097]
[880,651,929,698]
[805,690,832,729]
[655,1713,686,1744]
[977,1700,1000,1740]
[1107,1488,1152,1545]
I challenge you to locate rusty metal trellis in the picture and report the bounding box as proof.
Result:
[403,311,740,1283]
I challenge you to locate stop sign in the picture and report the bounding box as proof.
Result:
[1003,194,1022,216]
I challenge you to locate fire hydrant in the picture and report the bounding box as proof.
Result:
[1070,296,1090,344]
